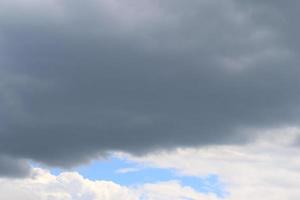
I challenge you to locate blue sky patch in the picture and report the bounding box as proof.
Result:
[40,156,227,198]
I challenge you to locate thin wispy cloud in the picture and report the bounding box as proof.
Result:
[116,168,141,174]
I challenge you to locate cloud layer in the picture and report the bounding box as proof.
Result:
[1,0,300,175]
[1,128,298,200]
[0,168,218,200]
[126,127,300,200]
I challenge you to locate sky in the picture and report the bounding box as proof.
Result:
[0,0,300,199]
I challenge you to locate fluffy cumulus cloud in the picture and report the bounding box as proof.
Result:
[1,0,300,178]
[0,168,219,200]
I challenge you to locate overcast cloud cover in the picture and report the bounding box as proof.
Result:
[1,0,300,185]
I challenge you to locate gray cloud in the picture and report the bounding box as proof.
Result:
[0,155,31,178]
[1,0,300,176]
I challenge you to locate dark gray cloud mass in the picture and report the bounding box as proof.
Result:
[0,155,30,178]
[1,0,300,176]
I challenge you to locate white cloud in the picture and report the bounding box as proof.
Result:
[0,168,137,200]
[121,127,300,200]
[115,167,140,174]
[139,181,219,200]
[0,168,218,200]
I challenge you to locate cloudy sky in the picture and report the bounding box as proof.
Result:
[0,0,300,199]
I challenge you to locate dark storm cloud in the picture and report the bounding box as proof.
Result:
[0,155,31,178]
[1,0,300,176]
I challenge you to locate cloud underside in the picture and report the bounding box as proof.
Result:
[1,128,299,200]
[1,0,300,175]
